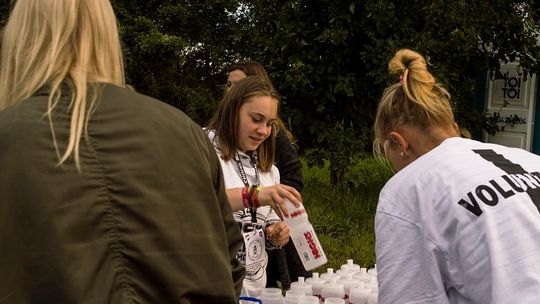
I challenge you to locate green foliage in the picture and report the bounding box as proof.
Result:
[302,156,391,271]
[1,0,539,185]
[304,123,370,185]
[345,157,394,192]
[234,0,540,185]
[111,0,240,126]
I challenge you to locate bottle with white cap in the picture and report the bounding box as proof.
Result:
[341,259,361,273]
[352,272,369,285]
[336,272,353,281]
[290,276,313,296]
[339,278,360,304]
[364,279,378,292]
[320,278,345,303]
[320,268,337,281]
[305,272,325,299]
[283,199,328,270]
[285,289,306,304]
[348,286,371,304]
[259,292,284,304]
[260,287,284,304]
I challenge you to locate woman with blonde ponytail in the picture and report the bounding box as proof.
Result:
[0,0,243,303]
[373,49,540,303]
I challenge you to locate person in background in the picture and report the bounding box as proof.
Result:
[373,48,540,303]
[227,60,310,288]
[0,0,243,303]
[206,76,303,296]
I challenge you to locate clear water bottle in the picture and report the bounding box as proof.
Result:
[260,287,284,304]
[341,259,361,273]
[305,272,325,300]
[259,292,284,304]
[283,199,328,270]
[320,278,345,303]
[339,278,360,304]
[298,295,320,304]
[285,289,306,304]
[290,276,313,296]
[320,268,337,281]
[348,286,371,304]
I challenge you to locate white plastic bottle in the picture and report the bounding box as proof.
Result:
[290,276,313,296]
[260,287,284,304]
[348,286,371,304]
[341,259,361,273]
[320,268,337,281]
[283,199,328,270]
[299,295,321,304]
[305,272,326,299]
[339,278,360,304]
[259,292,285,304]
[285,289,306,304]
[320,278,346,303]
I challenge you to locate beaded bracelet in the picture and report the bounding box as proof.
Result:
[251,185,262,208]
[241,186,250,208]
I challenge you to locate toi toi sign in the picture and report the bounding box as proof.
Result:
[493,69,525,104]
[501,76,521,100]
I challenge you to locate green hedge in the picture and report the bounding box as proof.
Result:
[301,156,393,272]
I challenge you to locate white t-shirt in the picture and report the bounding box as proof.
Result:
[376,137,540,304]
[207,130,281,296]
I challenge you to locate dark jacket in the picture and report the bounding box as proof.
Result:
[274,128,303,192]
[0,84,244,303]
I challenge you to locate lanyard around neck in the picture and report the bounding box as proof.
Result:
[233,151,260,223]
[233,151,260,187]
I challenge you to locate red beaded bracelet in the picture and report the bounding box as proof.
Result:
[241,186,250,208]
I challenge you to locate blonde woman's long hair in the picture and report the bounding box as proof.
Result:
[373,49,455,161]
[0,0,125,169]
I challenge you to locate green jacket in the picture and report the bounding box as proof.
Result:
[0,84,244,303]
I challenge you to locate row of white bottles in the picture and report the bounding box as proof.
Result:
[291,260,378,304]
[248,259,377,304]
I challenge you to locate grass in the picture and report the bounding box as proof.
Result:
[300,156,393,273]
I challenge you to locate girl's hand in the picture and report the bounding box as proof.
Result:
[257,184,302,218]
[266,221,290,247]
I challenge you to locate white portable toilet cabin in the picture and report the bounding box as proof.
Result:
[482,63,540,154]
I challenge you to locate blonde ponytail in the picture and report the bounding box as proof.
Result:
[373,49,456,160]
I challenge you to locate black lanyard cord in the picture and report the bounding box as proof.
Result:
[233,151,260,223]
